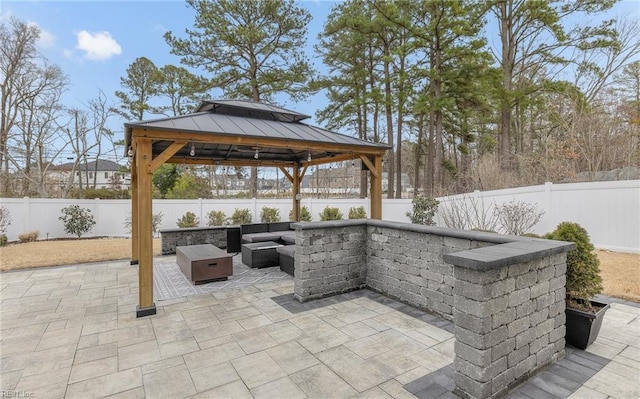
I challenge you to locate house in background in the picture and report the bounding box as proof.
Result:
[48,159,130,191]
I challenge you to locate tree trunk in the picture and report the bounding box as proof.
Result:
[383,45,394,199]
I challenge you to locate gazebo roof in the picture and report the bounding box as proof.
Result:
[124,99,389,167]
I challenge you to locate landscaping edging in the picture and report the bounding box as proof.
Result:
[291,219,574,399]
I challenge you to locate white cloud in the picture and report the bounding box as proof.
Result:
[36,28,56,48]
[75,30,122,61]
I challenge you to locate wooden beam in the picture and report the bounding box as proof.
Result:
[370,155,382,219]
[299,165,308,180]
[292,164,300,222]
[303,153,359,167]
[130,127,389,155]
[148,141,187,173]
[130,153,138,265]
[135,138,156,317]
[279,167,293,183]
[359,155,379,178]
[167,157,296,168]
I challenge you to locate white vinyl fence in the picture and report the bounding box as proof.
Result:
[1,180,638,253]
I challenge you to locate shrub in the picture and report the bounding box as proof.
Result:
[348,206,367,219]
[18,230,39,243]
[207,210,227,226]
[176,211,199,228]
[496,200,544,235]
[0,234,7,247]
[0,205,11,234]
[59,205,96,237]
[439,194,498,231]
[230,208,252,225]
[319,206,343,221]
[545,222,602,305]
[260,207,281,223]
[289,206,312,222]
[406,196,439,225]
[124,211,163,236]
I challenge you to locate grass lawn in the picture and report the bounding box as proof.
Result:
[0,239,637,303]
[0,238,161,270]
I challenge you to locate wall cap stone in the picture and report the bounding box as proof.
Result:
[443,239,574,270]
[160,226,231,234]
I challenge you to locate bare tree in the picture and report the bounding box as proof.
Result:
[0,17,52,195]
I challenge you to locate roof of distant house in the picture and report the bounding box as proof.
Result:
[50,159,125,172]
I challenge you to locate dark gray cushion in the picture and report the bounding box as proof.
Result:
[242,232,282,243]
[276,245,295,256]
[279,231,296,245]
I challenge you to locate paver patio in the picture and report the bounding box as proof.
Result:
[1,255,638,398]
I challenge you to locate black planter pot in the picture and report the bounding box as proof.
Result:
[565,300,610,350]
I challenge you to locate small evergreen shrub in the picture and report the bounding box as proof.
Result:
[0,234,7,247]
[230,208,252,225]
[348,206,367,219]
[59,205,96,237]
[18,230,39,243]
[207,210,227,226]
[260,207,281,223]
[176,211,199,228]
[545,222,603,305]
[289,206,312,222]
[406,196,439,225]
[319,206,343,221]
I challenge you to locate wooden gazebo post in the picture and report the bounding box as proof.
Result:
[292,164,300,221]
[130,147,139,265]
[135,138,156,317]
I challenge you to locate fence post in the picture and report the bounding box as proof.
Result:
[94,198,101,236]
[544,182,553,233]
[23,197,30,236]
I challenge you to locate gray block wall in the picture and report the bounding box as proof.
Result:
[450,254,567,399]
[367,225,496,321]
[292,219,573,399]
[160,226,228,254]
[293,223,367,301]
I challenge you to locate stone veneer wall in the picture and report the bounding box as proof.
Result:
[293,223,367,301]
[447,247,567,399]
[160,226,228,255]
[291,219,573,399]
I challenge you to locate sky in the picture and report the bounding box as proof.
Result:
[0,0,337,160]
[1,0,639,163]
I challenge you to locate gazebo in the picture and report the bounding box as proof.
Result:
[124,99,390,317]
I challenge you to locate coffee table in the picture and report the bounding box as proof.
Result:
[176,244,233,284]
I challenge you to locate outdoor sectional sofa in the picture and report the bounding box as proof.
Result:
[240,222,295,275]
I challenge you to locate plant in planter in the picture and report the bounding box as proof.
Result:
[545,222,608,349]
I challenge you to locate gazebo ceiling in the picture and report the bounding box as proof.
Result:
[124,99,389,167]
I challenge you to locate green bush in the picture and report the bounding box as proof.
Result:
[59,205,96,237]
[289,206,312,222]
[260,207,281,223]
[0,234,7,247]
[348,206,367,219]
[545,222,602,304]
[176,211,199,228]
[406,196,439,225]
[319,206,343,221]
[207,210,227,226]
[230,208,252,225]
[18,230,39,243]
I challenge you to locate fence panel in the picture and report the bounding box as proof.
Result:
[2,180,638,252]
